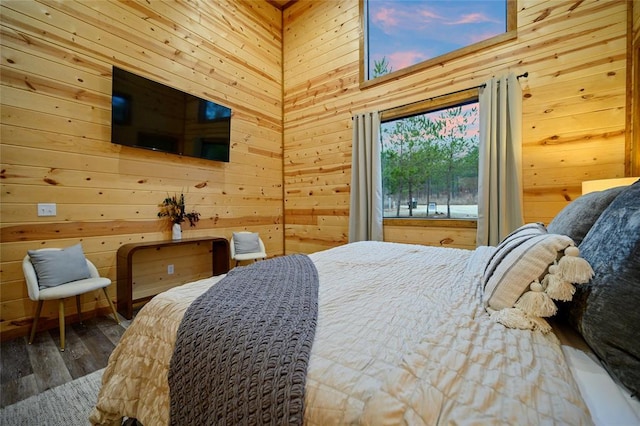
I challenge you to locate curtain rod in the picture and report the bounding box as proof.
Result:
[464,71,528,93]
[376,71,529,116]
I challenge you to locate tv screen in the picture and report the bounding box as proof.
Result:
[111,66,232,162]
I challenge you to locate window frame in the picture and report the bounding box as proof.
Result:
[359,0,518,88]
[380,88,480,228]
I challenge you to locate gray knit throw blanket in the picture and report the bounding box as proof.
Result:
[168,254,319,426]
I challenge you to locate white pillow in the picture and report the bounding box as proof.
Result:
[482,223,594,332]
[233,232,261,254]
[482,222,548,287]
[483,231,574,311]
[28,243,91,289]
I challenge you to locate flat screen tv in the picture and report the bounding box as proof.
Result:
[111,66,232,162]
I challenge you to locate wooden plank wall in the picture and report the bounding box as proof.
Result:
[1,0,633,340]
[282,0,630,254]
[633,0,640,175]
[0,0,283,340]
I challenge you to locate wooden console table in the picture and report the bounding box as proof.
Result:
[117,237,229,319]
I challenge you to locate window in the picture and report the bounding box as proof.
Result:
[362,0,514,83]
[381,93,479,219]
[198,100,232,123]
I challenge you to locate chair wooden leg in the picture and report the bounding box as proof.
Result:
[29,300,44,345]
[76,295,82,324]
[58,300,65,352]
[102,288,120,325]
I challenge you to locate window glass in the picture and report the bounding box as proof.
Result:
[366,0,507,80]
[381,102,479,219]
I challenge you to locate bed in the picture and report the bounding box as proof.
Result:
[90,181,639,425]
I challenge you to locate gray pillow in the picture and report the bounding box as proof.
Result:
[567,181,639,395]
[28,243,92,289]
[233,232,261,254]
[547,186,625,245]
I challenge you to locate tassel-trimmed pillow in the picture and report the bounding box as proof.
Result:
[482,224,593,332]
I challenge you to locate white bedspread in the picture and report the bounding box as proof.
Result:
[91,241,592,425]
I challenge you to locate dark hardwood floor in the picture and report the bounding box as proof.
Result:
[0,314,131,408]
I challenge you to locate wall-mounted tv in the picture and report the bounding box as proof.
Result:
[111,66,232,162]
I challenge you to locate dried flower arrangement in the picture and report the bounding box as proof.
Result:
[157,193,200,227]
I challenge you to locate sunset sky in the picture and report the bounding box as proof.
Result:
[367,0,506,76]
[380,103,479,150]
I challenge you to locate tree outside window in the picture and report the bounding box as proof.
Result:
[381,102,479,219]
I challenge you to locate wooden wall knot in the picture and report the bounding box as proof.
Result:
[439,238,454,246]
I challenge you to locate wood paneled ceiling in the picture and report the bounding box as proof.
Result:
[266,0,297,10]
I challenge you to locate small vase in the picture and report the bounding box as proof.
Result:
[172,223,182,240]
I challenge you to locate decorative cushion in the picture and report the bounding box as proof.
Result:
[482,222,547,288]
[483,228,573,311]
[567,180,640,395]
[27,244,91,289]
[233,232,261,254]
[483,223,592,332]
[547,186,625,245]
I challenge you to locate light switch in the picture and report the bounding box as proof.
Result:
[37,203,57,217]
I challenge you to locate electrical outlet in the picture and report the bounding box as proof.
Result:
[37,203,57,217]
[167,264,174,275]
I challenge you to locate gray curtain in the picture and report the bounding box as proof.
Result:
[349,111,383,242]
[477,73,524,246]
